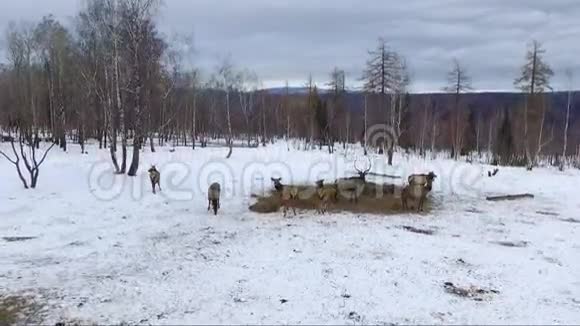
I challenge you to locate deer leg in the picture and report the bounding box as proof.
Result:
[151,180,156,194]
[418,195,425,212]
[401,191,408,210]
[207,200,211,211]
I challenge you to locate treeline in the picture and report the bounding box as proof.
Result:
[0,0,578,182]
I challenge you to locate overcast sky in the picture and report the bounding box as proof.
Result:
[1,0,579,91]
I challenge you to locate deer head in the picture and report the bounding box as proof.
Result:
[271,177,283,191]
[427,172,437,181]
[354,157,372,181]
[425,172,437,190]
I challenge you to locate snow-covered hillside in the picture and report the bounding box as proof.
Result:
[1,142,579,324]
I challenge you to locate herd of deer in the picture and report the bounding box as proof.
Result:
[271,158,437,216]
[147,157,437,217]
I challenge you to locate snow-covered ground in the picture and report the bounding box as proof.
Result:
[1,141,579,324]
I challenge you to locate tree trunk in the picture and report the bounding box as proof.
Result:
[79,123,85,154]
[113,15,126,173]
[261,94,267,147]
[523,97,531,167]
[363,93,368,155]
[563,89,571,159]
[487,115,494,161]
[104,68,120,173]
[192,91,197,150]
[431,119,438,154]
[226,90,233,159]
[420,104,428,157]
[30,169,39,189]
[534,95,548,165]
[128,137,140,176]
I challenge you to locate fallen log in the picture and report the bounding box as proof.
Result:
[486,193,534,201]
[368,172,402,179]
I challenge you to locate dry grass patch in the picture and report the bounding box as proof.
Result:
[249,182,433,215]
[0,294,46,326]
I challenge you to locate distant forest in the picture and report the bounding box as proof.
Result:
[1,0,578,180]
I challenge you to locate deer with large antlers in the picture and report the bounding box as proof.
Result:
[336,157,372,203]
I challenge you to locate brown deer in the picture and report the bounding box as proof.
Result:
[336,157,372,203]
[315,180,338,214]
[271,177,299,217]
[281,186,299,217]
[148,166,161,194]
[207,183,221,215]
[402,172,437,211]
[270,177,284,192]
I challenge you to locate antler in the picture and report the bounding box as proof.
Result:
[364,157,372,174]
[354,157,372,175]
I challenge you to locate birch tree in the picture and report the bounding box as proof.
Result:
[562,69,574,168]
[216,57,238,158]
[122,0,163,176]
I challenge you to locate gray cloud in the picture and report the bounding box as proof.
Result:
[1,0,579,91]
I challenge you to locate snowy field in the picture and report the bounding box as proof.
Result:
[1,141,580,324]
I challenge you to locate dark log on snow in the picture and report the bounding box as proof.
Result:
[486,193,534,201]
[368,172,402,179]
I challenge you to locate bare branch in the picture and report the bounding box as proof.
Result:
[36,142,56,167]
[0,148,17,165]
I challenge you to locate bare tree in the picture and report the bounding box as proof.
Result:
[533,93,554,164]
[362,37,396,96]
[390,56,410,162]
[419,96,433,157]
[283,80,291,147]
[487,109,497,161]
[123,0,163,176]
[110,0,128,173]
[216,57,238,158]
[35,16,72,150]
[363,92,368,155]
[514,40,554,168]
[0,135,56,189]
[189,69,200,149]
[238,69,258,147]
[326,67,346,153]
[562,69,574,167]
[305,73,315,149]
[444,58,472,160]
[361,37,407,164]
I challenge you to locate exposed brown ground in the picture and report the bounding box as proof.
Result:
[249,182,432,215]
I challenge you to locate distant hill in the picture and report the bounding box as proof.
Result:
[264,87,332,95]
[263,88,580,115]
